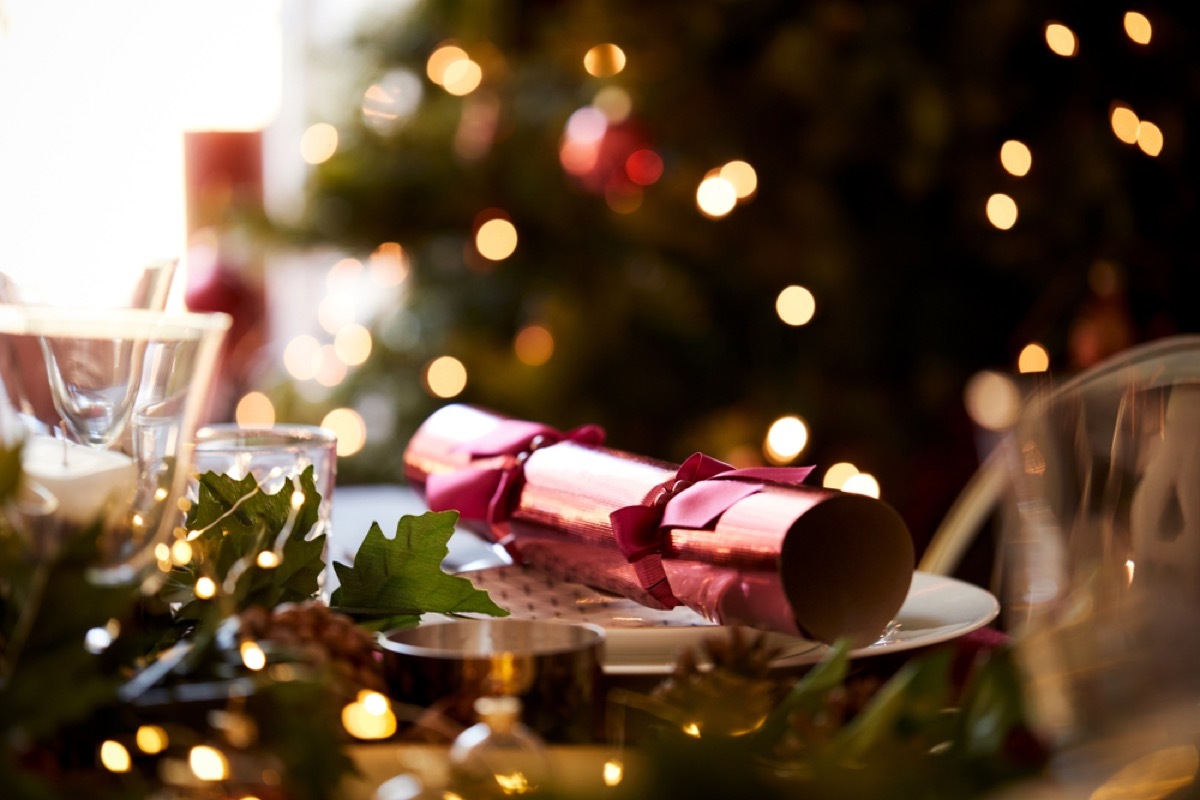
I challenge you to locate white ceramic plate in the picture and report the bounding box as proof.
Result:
[458,565,1000,675]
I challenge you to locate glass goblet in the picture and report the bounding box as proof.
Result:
[1003,335,1200,792]
[0,305,230,582]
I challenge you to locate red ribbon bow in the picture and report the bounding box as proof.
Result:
[425,419,606,547]
[610,453,814,608]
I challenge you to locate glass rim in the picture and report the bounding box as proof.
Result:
[0,304,232,338]
[194,423,337,449]
[1016,333,1200,426]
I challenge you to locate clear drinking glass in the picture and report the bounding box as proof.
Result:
[190,423,338,541]
[0,305,230,582]
[1002,335,1200,792]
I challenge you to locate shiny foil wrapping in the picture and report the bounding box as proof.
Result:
[404,405,915,646]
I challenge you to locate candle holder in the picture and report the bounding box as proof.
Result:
[0,305,230,582]
[191,423,337,540]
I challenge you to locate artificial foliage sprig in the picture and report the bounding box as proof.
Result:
[0,455,508,799]
[330,511,510,631]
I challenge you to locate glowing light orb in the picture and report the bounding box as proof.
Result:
[986,193,1018,230]
[322,408,367,457]
[300,123,338,165]
[1124,11,1152,45]
[334,323,373,366]
[822,462,860,490]
[1111,104,1140,144]
[100,740,131,773]
[583,43,626,77]
[189,745,229,781]
[425,356,468,398]
[696,175,737,218]
[999,140,1032,177]
[775,285,816,326]
[1018,343,1050,374]
[764,416,808,464]
[136,726,168,755]
[964,371,1021,431]
[427,44,469,85]
[842,472,881,498]
[1137,120,1163,157]
[1045,22,1078,56]
[719,160,758,199]
[476,218,519,261]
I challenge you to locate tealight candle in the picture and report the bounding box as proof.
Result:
[22,435,137,526]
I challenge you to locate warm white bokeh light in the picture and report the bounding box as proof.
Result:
[235,392,277,427]
[822,462,860,490]
[240,640,267,671]
[696,175,738,218]
[334,323,373,366]
[1018,343,1051,374]
[1045,22,1078,56]
[100,740,132,773]
[170,540,193,566]
[764,416,809,464]
[842,472,881,498]
[189,745,229,781]
[369,242,410,287]
[476,218,519,261]
[318,292,357,335]
[583,43,627,77]
[964,371,1021,431]
[194,576,217,599]
[322,407,366,457]
[1124,11,1152,45]
[999,140,1032,177]
[775,285,816,326]
[300,122,339,165]
[283,335,323,381]
[1137,120,1164,157]
[426,44,469,85]
[986,193,1018,230]
[603,758,625,787]
[719,160,758,199]
[1111,104,1140,144]
[315,344,348,387]
[136,726,169,755]
[342,692,398,740]
[442,58,483,96]
[325,257,363,290]
[424,356,468,398]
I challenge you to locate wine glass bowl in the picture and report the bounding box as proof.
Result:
[0,305,230,582]
[1003,335,1200,788]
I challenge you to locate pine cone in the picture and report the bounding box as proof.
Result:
[771,672,884,759]
[649,627,785,737]
[238,602,387,698]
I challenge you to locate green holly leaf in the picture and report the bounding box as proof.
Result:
[0,523,134,741]
[168,467,326,625]
[330,511,509,631]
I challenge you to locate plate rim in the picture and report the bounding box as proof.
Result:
[456,565,1001,675]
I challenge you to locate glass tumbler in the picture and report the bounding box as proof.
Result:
[191,423,338,542]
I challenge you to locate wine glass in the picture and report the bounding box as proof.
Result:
[0,305,229,582]
[1002,335,1200,792]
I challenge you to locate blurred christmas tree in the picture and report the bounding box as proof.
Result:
[272,0,1200,548]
